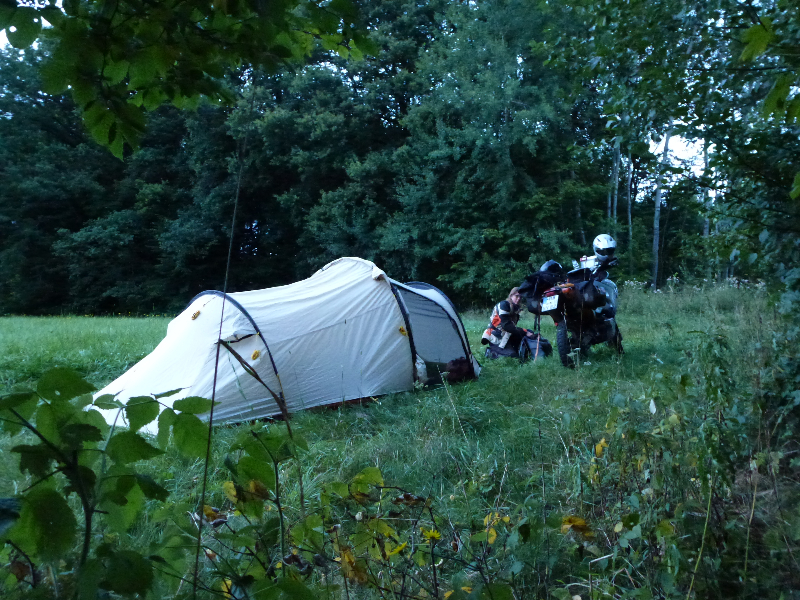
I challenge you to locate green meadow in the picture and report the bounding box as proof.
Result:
[1,284,796,599]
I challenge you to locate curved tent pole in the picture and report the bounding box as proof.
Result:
[187,290,290,417]
[217,340,292,432]
[388,283,418,376]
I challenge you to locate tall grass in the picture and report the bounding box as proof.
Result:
[1,283,792,598]
[0,316,169,392]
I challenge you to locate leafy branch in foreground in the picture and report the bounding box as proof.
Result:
[0,368,214,598]
[0,0,377,157]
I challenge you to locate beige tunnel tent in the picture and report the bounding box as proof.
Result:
[96,258,480,431]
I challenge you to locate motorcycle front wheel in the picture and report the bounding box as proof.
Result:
[555,321,575,368]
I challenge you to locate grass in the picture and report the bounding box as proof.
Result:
[1,283,795,598]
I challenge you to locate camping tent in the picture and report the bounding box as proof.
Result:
[96,257,480,430]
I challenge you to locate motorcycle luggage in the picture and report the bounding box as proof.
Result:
[574,280,606,309]
[521,335,552,360]
[485,343,519,360]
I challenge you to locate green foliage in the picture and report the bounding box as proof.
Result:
[12,487,77,562]
[1,286,799,599]
[0,0,375,156]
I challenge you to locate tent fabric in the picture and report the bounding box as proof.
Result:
[96,257,479,432]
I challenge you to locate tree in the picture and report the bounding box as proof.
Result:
[0,0,375,157]
[0,45,124,314]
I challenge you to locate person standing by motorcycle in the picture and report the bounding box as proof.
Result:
[578,234,618,271]
[585,234,619,314]
[482,288,551,360]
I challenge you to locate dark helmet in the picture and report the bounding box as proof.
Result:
[540,260,563,274]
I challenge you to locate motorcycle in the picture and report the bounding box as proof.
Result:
[518,258,623,368]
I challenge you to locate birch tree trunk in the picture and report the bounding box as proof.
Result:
[626,151,633,266]
[612,138,621,223]
[652,124,673,289]
[702,142,712,279]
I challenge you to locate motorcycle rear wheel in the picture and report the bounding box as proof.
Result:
[555,321,575,368]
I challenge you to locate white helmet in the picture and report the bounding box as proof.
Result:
[593,234,617,258]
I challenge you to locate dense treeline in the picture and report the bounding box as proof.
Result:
[0,0,797,315]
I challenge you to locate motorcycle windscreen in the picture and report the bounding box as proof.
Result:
[393,288,468,364]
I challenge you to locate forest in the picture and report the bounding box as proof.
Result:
[2,0,800,599]
[3,0,797,314]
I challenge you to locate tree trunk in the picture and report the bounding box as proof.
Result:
[626,151,633,261]
[702,142,712,280]
[659,195,670,280]
[612,138,621,223]
[652,124,673,289]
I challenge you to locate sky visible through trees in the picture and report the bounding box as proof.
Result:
[0,0,798,315]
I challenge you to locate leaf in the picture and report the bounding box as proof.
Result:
[83,409,111,439]
[93,395,122,410]
[102,550,154,595]
[135,475,169,502]
[238,455,276,492]
[223,481,238,503]
[64,466,98,498]
[621,513,640,529]
[103,482,145,533]
[0,5,15,30]
[740,19,774,62]
[87,109,115,147]
[10,486,77,562]
[7,7,42,49]
[352,466,383,487]
[763,74,794,117]
[12,444,59,479]
[258,430,295,463]
[37,368,96,402]
[157,407,176,450]
[39,57,74,95]
[128,49,160,89]
[0,391,37,411]
[561,515,592,535]
[105,431,163,464]
[172,396,215,414]
[125,396,160,432]
[35,402,62,444]
[486,527,497,544]
[791,172,800,200]
[274,579,316,600]
[595,437,608,458]
[103,60,130,85]
[60,423,104,450]
[326,481,349,497]
[40,6,65,27]
[0,392,38,435]
[484,584,514,600]
[656,519,675,537]
[77,559,104,600]
[172,413,209,458]
[154,389,183,399]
